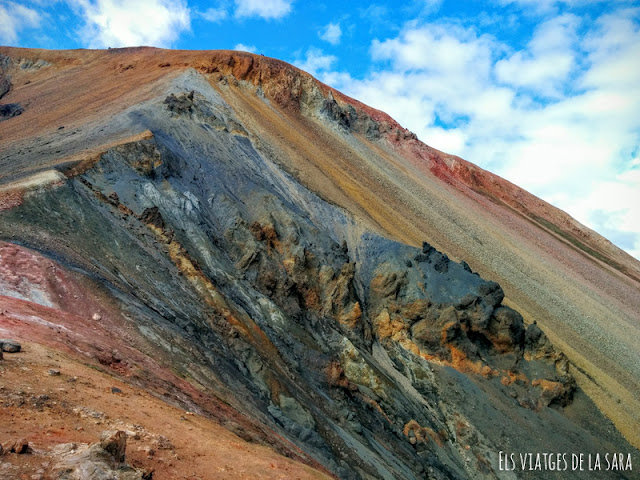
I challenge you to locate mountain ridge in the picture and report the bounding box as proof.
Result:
[0,46,639,478]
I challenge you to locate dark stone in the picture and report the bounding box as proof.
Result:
[455,293,476,309]
[490,306,525,348]
[0,103,23,121]
[413,253,430,263]
[433,253,450,273]
[477,281,504,309]
[525,323,543,345]
[321,92,352,130]
[422,241,435,255]
[0,339,21,353]
[164,91,195,115]
[0,76,10,100]
[139,206,165,230]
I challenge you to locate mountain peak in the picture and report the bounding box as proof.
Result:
[1,47,639,478]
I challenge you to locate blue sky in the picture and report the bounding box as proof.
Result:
[1,0,640,259]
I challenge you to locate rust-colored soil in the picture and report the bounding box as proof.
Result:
[0,342,332,480]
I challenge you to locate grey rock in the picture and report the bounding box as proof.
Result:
[51,431,144,480]
[0,339,21,353]
[0,103,22,121]
[0,76,9,100]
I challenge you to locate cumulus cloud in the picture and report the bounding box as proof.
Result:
[234,0,292,20]
[319,22,341,45]
[234,42,256,53]
[495,14,578,96]
[0,2,41,44]
[321,8,640,258]
[294,47,337,76]
[70,0,190,48]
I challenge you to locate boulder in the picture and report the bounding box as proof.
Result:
[100,430,126,463]
[3,438,30,454]
[0,103,23,121]
[0,339,21,353]
[51,430,146,479]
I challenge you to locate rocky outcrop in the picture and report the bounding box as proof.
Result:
[2,438,30,454]
[50,430,149,480]
[0,59,21,121]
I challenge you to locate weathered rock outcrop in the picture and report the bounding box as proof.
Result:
[50,431,149,480]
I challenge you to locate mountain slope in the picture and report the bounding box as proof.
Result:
[0,47,638,479]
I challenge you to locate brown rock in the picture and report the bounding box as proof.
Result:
[16,438,29,454]
[100,430,126,463]
[4,438,30,454]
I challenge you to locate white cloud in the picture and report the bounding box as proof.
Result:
[0,2,41,44]
[294,47,337,76]
[495,0,559,14]
[319,22,341,45]
[199,6,227,23]
[70,0,190,48]
[234,0,292,19]
[320,9,640,259]
[234,43,256,53]
[495,14,578,96]
[422,0,444,14]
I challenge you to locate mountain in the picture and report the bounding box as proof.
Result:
[0,46,638,479]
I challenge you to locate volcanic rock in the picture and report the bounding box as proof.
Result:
[0,339,21,353]
[0,103,22,121]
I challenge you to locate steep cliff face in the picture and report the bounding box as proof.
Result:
[0,47,639,479]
